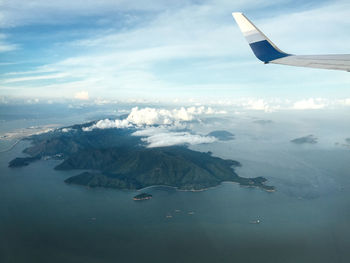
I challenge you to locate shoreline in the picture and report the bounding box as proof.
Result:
[0,139,21,153]
[136,181,274,193]
[0,124,60,142]
[136,184,215,192]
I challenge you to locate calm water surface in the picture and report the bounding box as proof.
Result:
[1,109,350,263]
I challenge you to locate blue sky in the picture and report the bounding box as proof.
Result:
[0,0,349,105]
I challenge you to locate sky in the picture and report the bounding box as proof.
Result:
[0,0,350,106]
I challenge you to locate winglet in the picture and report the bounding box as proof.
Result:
[232,12,290,63]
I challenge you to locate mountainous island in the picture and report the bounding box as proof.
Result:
[8,120,275,192]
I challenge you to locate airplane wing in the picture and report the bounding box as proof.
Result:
[232,12,350,72]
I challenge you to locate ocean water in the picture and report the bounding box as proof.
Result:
[1,106,350,263]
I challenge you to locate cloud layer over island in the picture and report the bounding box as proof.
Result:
[132,127,216,148]
[82,106,222,147]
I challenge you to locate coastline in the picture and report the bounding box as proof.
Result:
[136,181,274,193]
[0,139,21,153]
[0,124,60,142]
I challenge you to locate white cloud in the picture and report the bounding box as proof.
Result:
[81,106,219,147]
[0,0,270,28]
[3,73,69,83]
[126,107,176,126]
[0,0,197,28]
[245,99,268,111]
[0,42,18,52]
[83,119,132,131]
[74,91,89,100]
[258,1,350,54]
[133,129,217,148]
[0,0,287,98]
[83,106,225,132]
[126,106,223,126]
[0,33,18,52]
[25,98,40,104]
[2,0,350,100]
[61,128,72,133]
[293,98,326,110]
[241,98,280,112]
[339,98,350,106]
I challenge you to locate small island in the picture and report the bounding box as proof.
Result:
[133,193,152,201]
[291,135,317,144]
[253,120,273,125]
[207,130,234,141]
[8,156,40,167]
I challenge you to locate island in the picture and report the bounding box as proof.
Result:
[207,130,234,141]
[8,119,275,192]
[253,120,273,125]
[291,135,318,144]
[133,193,152,201]
[8,156,41,167]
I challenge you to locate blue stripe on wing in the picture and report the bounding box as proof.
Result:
[249,40,290,63]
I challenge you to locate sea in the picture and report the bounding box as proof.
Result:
[1,103,350,263]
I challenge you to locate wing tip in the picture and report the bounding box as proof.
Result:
[232,12,290,63]
[232,12,243,19]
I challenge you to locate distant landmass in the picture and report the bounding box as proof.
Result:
[253,120,273,125]
[335,138,350,148]
[291,135,318,144]
[9,121,274,192]
[207,130,234,141]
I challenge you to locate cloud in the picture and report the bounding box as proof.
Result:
[0,0,196,28]
[2,0,349,101]
[0,42,18,52]
[245,99,269,111]
[293,98,326,110]
[0,0,267,28]
[3,73,69,83]
[83,106,225,132]
[126,106,223,126]
[133,128,217,148]
[0,34,18,52]
[339,98,350,106]
[126,107,179,126]
[74,91,89,100]
[241,98,281,112]
[83,119,132,131]
[81,106,220,147]
[0,1,292,98]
